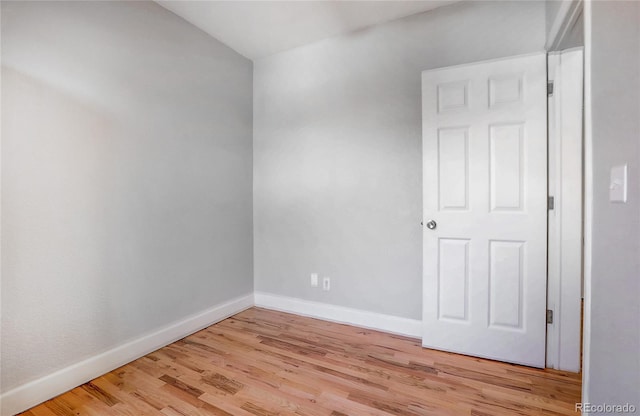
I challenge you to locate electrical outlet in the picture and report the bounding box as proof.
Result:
[610,164,628,202]
[322,277,330,291]
[311,273,318,287]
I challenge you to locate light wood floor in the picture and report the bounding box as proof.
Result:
[19,307,581,416]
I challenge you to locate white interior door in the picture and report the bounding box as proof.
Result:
[422,52,548,368]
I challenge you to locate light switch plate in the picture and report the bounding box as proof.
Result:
[610,164,627,203]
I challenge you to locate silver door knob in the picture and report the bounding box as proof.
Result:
[426,220,437,230]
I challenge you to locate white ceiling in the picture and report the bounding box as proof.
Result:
[157,1,457,60]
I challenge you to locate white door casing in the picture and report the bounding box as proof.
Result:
[547,48,584,372]
[422,52,548,368]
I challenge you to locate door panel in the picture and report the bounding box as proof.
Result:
[490,124,524,211]
[438,238,470,322]
[489,240,524,329]
[422,53,547,368]
[438,128,469,210]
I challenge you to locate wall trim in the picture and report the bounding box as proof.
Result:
[254,292,422,339]
[581,0,593,405]
[546,0,583,51]
[1,292,422,415]
[546,48,584,373]
[0,293,254,416]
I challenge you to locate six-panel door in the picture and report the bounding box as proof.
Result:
[422,53,547,368]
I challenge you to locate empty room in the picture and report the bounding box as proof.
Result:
[1,0,638,415]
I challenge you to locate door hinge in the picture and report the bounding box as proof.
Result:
[548,196,555,210]
[546,309,554,324]
[547,81,554,96]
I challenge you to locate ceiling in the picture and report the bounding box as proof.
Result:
[157,1,457,60]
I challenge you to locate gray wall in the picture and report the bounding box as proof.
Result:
[556,9,584,50]
[1,1,253,392]
[545,0,583,51]
[253,1,546,319]
[545,0,563,39]
[586,1,640,408]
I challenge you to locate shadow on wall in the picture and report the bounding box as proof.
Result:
[1,0,253,396]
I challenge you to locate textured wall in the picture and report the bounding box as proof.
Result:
[585,0,640,408]
[253,1,546,319]
[1,1,253,392]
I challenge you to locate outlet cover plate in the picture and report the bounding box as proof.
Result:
[610,164,628,203]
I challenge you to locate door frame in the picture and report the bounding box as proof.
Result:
[419,49,585,371]
[546,47,584,372]
[546,0,587,377]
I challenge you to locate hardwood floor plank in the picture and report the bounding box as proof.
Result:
[80,382,122,407]
[28,409,64,416]
[18,307,581,416]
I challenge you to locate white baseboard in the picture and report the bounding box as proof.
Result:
[0,293,254,416]
[254,292,422,339]
[1,292,421,415]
